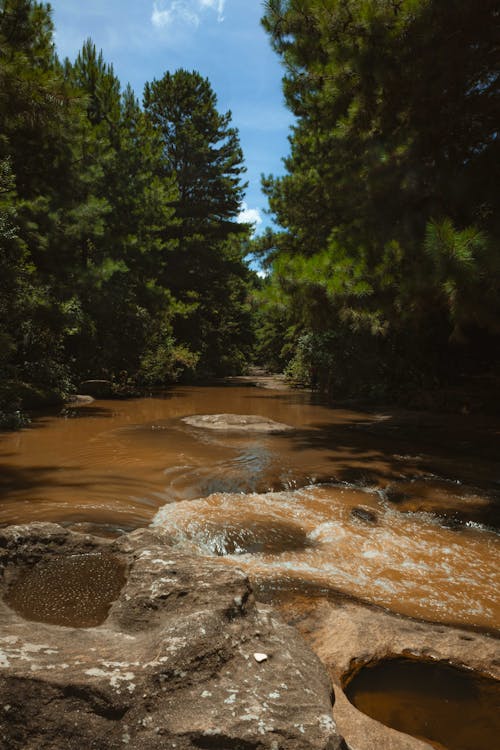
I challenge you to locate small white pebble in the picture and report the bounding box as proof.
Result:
[253,652,268,663]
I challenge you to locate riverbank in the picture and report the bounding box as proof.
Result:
[3,363,500,434]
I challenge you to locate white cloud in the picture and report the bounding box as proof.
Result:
[151,0,225,30]
[238,203,263,233]
[152,1,199,28]
[199,0,225,22]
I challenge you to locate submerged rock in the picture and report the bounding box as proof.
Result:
[0,523,345,750]
[350,507,378,525]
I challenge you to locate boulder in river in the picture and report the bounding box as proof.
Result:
[0,523,346,750]
[182,413,294,433]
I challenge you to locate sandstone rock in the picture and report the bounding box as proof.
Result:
[0,523,345,750]
[290,597,500,750]
[182,413,294,433]
[66,394,95,405]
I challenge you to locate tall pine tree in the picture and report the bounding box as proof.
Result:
[144,70,253,375]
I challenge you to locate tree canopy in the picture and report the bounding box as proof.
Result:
[257,0,500,399]
[2,0,498,423]
[0,0,254,424]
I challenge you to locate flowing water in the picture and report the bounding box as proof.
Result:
[0,385,499,632]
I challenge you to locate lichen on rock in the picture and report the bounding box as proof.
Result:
[0,523,345,750]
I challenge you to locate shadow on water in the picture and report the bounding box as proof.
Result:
[272,413,500,530]
[0,461,161,533]
[56,405,119,420]
[0,463,159,494]
[1,387,188,432]
[384,480,500,532]
[1,405,120,431]
[0,464,88,493]
[275,421,422,485]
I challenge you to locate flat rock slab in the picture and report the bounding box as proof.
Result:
[182,414,294,433]
[0,524,345,750]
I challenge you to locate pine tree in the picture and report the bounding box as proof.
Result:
[0,0,81,408]
[260,0,500,395]
[144,69,246,239]
[144,69,252,375]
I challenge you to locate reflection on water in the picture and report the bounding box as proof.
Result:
[1,385,500,630]
[344,658,500,750]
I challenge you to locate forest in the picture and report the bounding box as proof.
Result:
[1,0,499,426]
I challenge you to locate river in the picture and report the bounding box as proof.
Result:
[0,384,499,632]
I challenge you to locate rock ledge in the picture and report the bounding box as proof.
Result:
[0,523,345,750]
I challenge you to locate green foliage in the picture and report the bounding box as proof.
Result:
[424,219,500,341]
[139,335,199,385]
[259,0,500,397]
[144,70,247,236]
[0,409,30,430]
[0,2,255,421]
[144,69,253,376]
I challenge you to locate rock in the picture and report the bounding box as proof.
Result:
[350,507,378,525]
[0,523,345,750]
[78,380,113,398]
[66,394,95,405]
[253,652,268,663]
[290,598,500,750]
[182,413,294,433]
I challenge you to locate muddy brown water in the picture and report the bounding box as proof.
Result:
[344,658,500,750]
[0,385,499,633]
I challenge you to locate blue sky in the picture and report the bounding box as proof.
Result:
[49,0,294,233]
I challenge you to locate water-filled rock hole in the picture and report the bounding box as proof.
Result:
[343,657,500,750]
[4,552,127,628]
